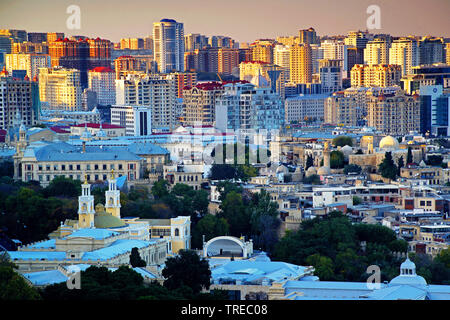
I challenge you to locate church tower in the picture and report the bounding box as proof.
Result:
[105,170,121,219]
[78,176,95,228]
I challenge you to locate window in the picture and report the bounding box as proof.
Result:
[175,228,179,237]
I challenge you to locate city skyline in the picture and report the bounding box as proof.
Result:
[1,0,450,43]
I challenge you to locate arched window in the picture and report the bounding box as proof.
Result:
[175,228,179,237]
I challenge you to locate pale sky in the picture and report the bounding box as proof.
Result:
[0,0,449,43]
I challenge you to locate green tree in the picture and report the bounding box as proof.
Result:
[0,160,14,178]
[330,150,345,169]
[397,156,404,176]
[0,256,41,300]
[353,196,363,205]
[305,154,314,170]
[217,191,251,237]
[305,254,335,280]
[130,247,147,267]
[151,179,169,199]
[378,152,397,180]
[43,176,81,198]
[191,214,230,249]
[162,249,211,294]
[332,136,353,147]
[303,174,321,185]
[406,147,413,164]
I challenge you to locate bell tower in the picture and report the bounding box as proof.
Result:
[78,175,95,228]
[105,170,121,219]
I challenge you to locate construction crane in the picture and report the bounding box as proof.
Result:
[216,73,223,82]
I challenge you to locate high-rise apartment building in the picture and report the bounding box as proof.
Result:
[88,67,116,106]
[184,33,208,52]
[367,90,420,136]
[5,53,51,79]
[120,38,144,50]
[115,73,177,129]
[345,30,371,49]
[48,37,111,88]
[389,37,419,77]
[114,55,146,80]
[218,48,240,75]
[285,94,329,124]
[182,82,224,126]
[46,32,64,43]
[27,32,47,43]
[250,41,274,64]
[351,64,402,88]
[418,37,445,65]
[12,42,48,54]
[0,71,40,130]
[215,82,284,131]
[320,40,348,77]
[290,43,312,84]
[319,59,342,93]
[153,19,184,73]
[38,67,83,111]
[364,38,390,65]
[298,28,319,45]
[401,64,450,94]
[274,45,291,82]
[324,92,358,126]
[446,43,450,65]
[0,29,27,43]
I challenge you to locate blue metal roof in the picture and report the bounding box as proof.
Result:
[28,239,56,249]
[23,270,68,286]
[7,251,67,261]
[81,239,157,261]
[63,229,120,240]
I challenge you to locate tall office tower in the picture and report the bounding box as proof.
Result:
[401,64,450,94]
[218,48,240,75]
[0,71,40,130]
[447,43,450,65]
[88,67,116,106]
[0,35,13,54]
[12,42,48,54]
[324,92,358,126]
[298,28,319,45]
[182,48,219,73]
[27,32,47,43]
[240,61,286,99]
[114,55,145,79]
[5,53,51,79]
[310,44,323,75]
[344,30,371,49]
[276,36,299,46]
[364,38,390,65]
[367,90,420,136]
[419,85,450,136]
[215,82,284,131]
[351,64,401,88]
[274,44,291,82]
[184,33,208,52]
[389,37,419,77]
[38,67,83,111]
[182,82,225,126]
[418,37,445,65]
[320,40,348,77]
[115,73,177,129]
[0,29,27,43]
[250,41,274,64]
[290,43,312,84]
[153,19,184,73]
[46,32,65,43]
[319,59,342,93]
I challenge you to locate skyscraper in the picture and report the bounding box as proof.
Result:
[364,38,390,65]
[418,37,445,65]
[299,28,319,45]
[290,43,312,84]
[389,37,419,77]
[153,19,184,73]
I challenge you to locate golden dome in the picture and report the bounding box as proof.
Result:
[379,136,399,150]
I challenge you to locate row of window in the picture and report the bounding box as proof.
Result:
[37,163,124,171]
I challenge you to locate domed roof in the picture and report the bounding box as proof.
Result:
[276,165,289,174]
[341,145,353,156]
[317,166,331,176]
[305,166,317,177]
[94,204,126,229]
[379,136,399,150]
[389,257,427,287]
